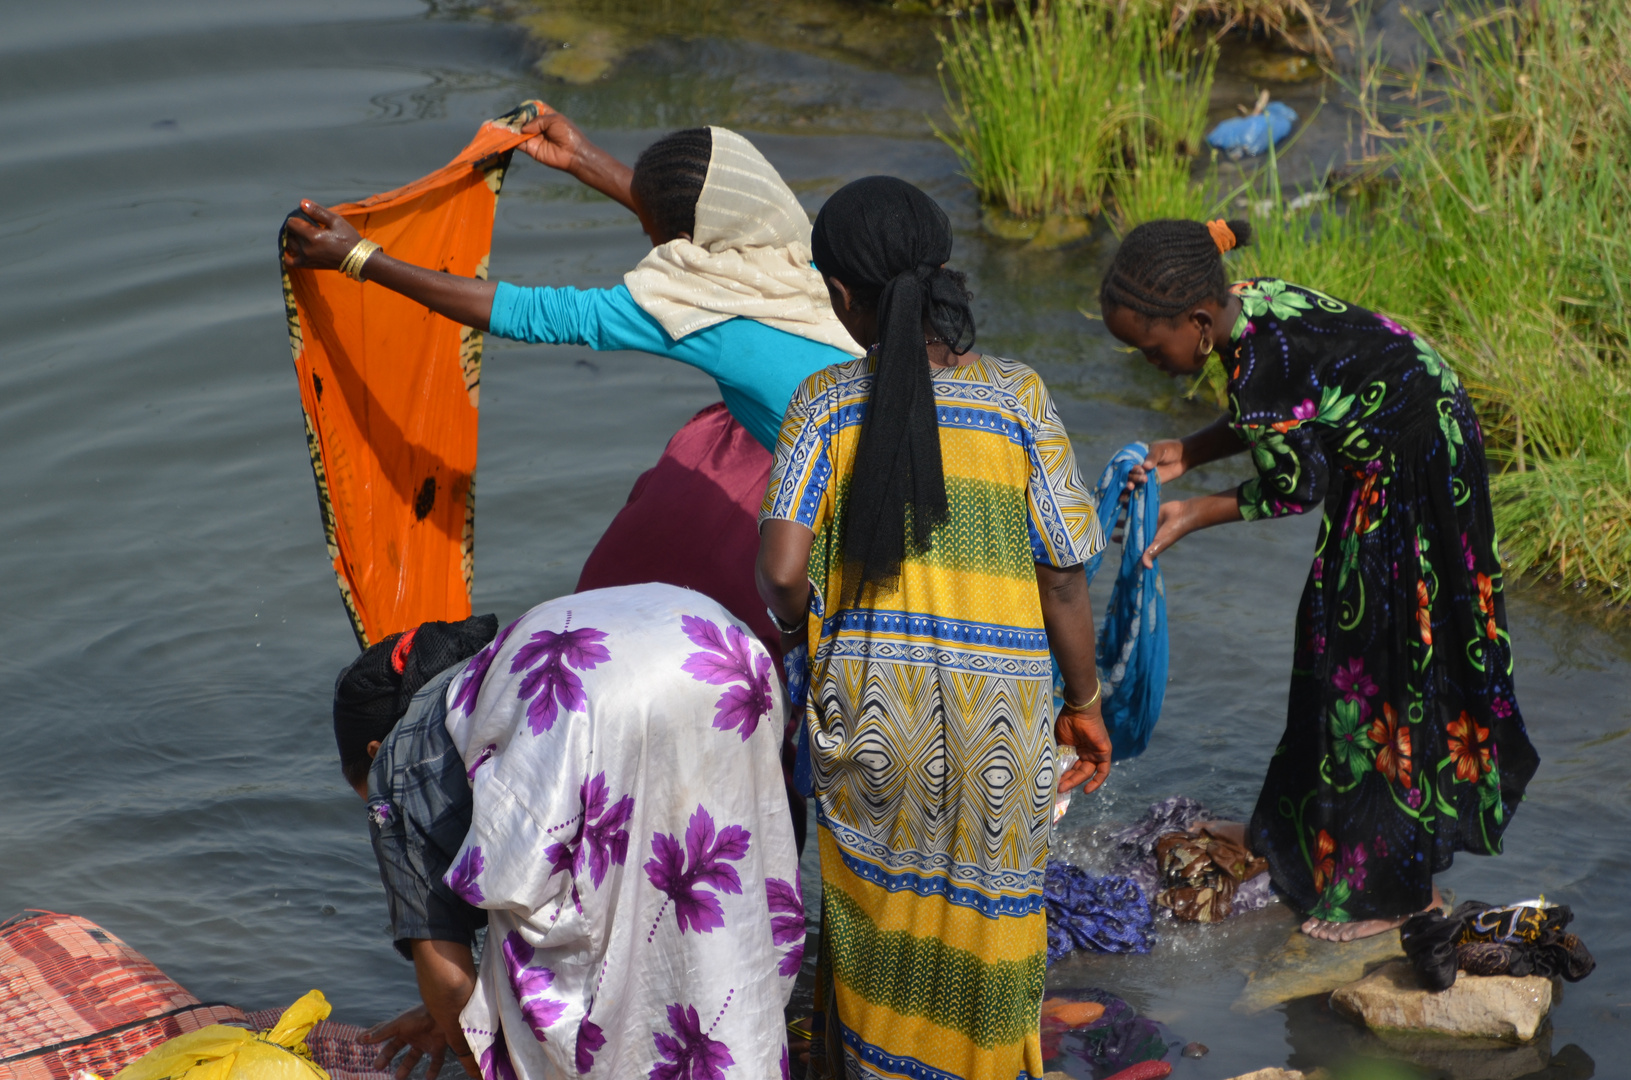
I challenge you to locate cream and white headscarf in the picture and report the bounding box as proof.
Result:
[623,127,865,357]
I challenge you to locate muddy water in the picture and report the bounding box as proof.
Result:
[0,2,1625,1077]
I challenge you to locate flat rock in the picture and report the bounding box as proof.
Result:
[1330,959,1553,1043]
[1233,926,1405,1013]
[1223,1070,1304,1080]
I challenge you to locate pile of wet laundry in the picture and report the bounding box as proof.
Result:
[1045,797,1280,963]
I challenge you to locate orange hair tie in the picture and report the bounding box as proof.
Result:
[1206,219,1236,253]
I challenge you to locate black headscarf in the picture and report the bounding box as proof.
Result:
[333,613,498,786]
[810,176,975,591]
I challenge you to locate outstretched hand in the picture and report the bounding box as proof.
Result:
[517,104,589,172]
[1055,704,1112,795]
[282,200,361,272]
[361,1004,456,1080]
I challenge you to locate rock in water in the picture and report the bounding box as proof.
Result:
[1330,959,1554,1042]
[1233,925,1405,1013]
[1222,1071,1304,1080]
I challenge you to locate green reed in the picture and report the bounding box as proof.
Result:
[937,2,1216,221]
[937,2,1128,218]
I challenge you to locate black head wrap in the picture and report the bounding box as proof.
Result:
[333,613,498,786]
[810,176,975,591]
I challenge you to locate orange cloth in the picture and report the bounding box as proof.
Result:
[281,104,541,646]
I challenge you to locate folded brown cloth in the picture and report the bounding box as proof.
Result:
[1153,824,1269,922]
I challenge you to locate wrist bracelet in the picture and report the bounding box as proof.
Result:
[1063,682,1101,712]
[766,605,804,634]
[340,239,382,281]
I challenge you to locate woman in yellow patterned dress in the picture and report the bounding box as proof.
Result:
[757,177,1112,1080]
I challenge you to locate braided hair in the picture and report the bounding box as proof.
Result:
[1099,218,1253,321]
[631,127,712,240]
[811,176,975,593]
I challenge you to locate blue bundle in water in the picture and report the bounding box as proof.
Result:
[1205,101,1298,158]
[1043,859,1154,961]
[1056,443,1168,759]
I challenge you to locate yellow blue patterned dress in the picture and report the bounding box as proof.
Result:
[762,353,1101,1080]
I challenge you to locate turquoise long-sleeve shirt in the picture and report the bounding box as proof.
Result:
[487,282,851,451]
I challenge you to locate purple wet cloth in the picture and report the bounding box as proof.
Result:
[1106,796,1276,917]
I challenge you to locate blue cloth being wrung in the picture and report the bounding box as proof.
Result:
[1054,442,1168,759]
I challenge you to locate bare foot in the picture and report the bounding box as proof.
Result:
[1301,885,1443,942]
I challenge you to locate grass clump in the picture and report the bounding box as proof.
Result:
[936,2,1217,221]
[1231,0,1631,603]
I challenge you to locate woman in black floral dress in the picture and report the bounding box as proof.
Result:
[1099,218,1539,940]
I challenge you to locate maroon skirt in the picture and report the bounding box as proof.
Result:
[576,402,780,664]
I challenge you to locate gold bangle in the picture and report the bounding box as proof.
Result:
[340,239,382,281]
[1063,682,1101,712]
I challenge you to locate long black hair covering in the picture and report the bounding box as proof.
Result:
[811,176,975,591]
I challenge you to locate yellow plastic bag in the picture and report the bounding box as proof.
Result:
[111,991,333,1080]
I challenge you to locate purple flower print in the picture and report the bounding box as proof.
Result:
[1461,532,1477,572]
[1291,398,1317,421]
[1377,314,1413,337]
[467,743,498,781]
[501,930,567,1042]
[644,806,752,935]
[1334,843,1368,891]
[511,619,611,735]
[1406,787,1424,809]
[453,619,521,715]
[650,1003,734,1080]
[1332,658,1378,713]
[1373,835,1390,860]
[1491,697,1513,719]
[576,1018,606,1074]
[447,845,485,905]
[680,616,773,741]
[766,877,805,978]
[479,1037,517,1080]
[544,772,636,889]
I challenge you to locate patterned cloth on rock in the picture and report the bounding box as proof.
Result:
[440,584,801,1080]
[1153,826,1268,923]
[1401,900,1595,991]
[1107,797,1276,917]
[1222,280,1541,923]
[762,354,1101,1080]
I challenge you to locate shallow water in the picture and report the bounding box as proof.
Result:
[0,2,1626,1077]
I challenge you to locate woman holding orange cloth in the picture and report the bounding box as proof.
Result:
[282,109,860,673]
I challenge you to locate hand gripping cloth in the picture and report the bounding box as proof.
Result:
[280,103,543,647]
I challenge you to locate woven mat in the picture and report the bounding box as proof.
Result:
[0,910,245,1080]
